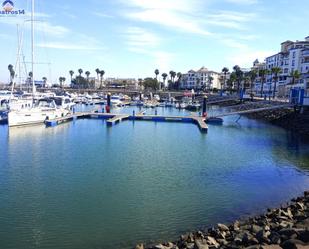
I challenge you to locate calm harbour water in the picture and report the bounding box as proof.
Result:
[0,106,309,249]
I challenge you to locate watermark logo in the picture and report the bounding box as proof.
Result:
[3,0,14,11]
[1,0,25,15]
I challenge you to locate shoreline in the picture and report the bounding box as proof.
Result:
[135,191,309,249]
[215,99,309,138]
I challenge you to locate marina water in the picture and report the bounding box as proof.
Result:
[1,106,309,249]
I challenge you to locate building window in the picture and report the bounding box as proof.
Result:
[292,60,295,67]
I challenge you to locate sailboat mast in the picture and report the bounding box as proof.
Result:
[31,0,35,96]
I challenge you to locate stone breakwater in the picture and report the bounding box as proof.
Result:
[135,191,309,249]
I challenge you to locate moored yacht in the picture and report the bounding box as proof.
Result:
[7,0,70,127]
[8,98,69,127]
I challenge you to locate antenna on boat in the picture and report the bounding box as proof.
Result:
[31,0,35,96]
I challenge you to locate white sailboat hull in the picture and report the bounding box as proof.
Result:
[8,108,69,127]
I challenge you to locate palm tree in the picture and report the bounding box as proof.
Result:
[95,68,100,80]
[233,65,243,93]
[8,64,15,85]
[69,70,74,84]
[78,68,83,77]
[289,70,301,85]
[221,67,229,90]
[243,74,250,92]
[85,71,90,89]
[169,71,176,83]
[99,70,105,89]
[161,73,167,90]
[42,77,47,88]
[59,77,66,88]
[249,70,257,94]
[227,72,237,91]
[138,78,143,90]
[176,72,182,90]
[271,67,282,98]
[259,69,268,97]
[154,69,159,80]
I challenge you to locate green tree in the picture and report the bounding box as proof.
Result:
[85,71,90,88]
[249,70,257,94]
[271,67,282,98]
[154,69,159,80]
[143,77,159,91]
[161,73,168,90]
[221,67,229,90]
[42,77,47,87]
[95,68,100,80]
[233,65,243,93]
[169,71,175,82]
[289,70,301,85]
[228,72,237,91]
[259,69,269,97]
[138,78,143,90]
[99,70,105,89]
[69,70,74,85]
[8,64,15,84]
[59,77,66,88]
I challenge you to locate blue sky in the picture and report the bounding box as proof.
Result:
[0,0,308,84]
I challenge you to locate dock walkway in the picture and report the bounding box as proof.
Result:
[45,112,208,133]
[210,103,293,118]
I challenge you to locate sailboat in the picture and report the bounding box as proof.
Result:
[8,0,69,127]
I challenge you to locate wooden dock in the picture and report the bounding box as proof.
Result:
[106,114,130,125]
[45,111,208,133]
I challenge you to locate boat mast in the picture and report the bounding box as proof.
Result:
[31,0,35,96]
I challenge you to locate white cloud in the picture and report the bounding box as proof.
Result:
[93,12,114,18]
[34,22,70,36]
[37,42,104,50]
[120,0,202,13]
[121,0,211,36]
[123,26,174,72]
[125,26,161,48]
[0,18,69,37]
[226,50,272,67]
[205,11,256,30]
[225,0,259,5]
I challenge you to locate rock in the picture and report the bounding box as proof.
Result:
[256,230,271,243]
[194,239,209,249]
[245,246,261,249]
[216,238,228,246]
[234,236,243,245]
[232,220,240,231]
[135,244,144,249]
[298,230,309,243]
[279,221,294,229]
[295,218,309,229]
[279,228,299,238]
[269,232,281,244]
[296,202,305,211]
[206,236,219,248]
[261,246,282,249]
[281,239,308,249]
[217,223,229,232]
[251,225,263,234]
[186,242,195,249]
